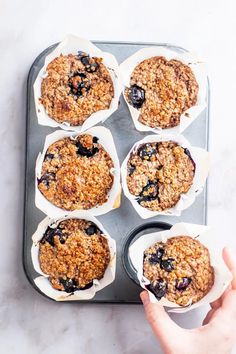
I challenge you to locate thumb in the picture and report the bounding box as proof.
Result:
[140,290,181,339]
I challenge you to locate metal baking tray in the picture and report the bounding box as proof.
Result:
[23,41,209,303]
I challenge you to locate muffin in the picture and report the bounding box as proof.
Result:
[125,56,198,129]
[39,218,111,292]
[143,236,214,306]
[40,51,114,126]
[37,133,114,211]
[126,141,195,212]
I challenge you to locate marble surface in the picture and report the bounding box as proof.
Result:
[1,0,236,353]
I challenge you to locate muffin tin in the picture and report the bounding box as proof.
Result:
[23,41,209,303]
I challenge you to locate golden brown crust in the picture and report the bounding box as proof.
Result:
[127,141,195,211]
[125,56,198,129]
[143,236,214,306]
[38,134,114,211]
[40,53,114,126]
[39,218,110,291]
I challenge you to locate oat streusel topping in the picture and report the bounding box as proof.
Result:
[39,219,110,292]
[38,134,114,211]
[143,236,214,306]
[40,52,114,126]
[126,141,195,212]
[125,56,198,129]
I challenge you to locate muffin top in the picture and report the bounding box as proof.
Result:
[40,52,114,126]
[38,134,114,211]
[39,218,110,292]
[143,236,214,306]
[126,141,195,212]
[125,56,198,129]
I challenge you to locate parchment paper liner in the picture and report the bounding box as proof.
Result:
[129,222,232,313]
[120,47,207,134]
[31,211,116,301]
[34,34,122,132]
[121,134,209,219]
[35,126,121,218]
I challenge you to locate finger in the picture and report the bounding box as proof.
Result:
[140,291,180,338]
[222,247,236,289]
[202,308,215,325]
[210,298,221,309]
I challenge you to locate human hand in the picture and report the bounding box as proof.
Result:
[140,247,236,354]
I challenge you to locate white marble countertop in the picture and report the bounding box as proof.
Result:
[1,0,236,353]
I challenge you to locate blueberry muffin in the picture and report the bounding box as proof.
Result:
[40,51,114,126]
[125,56,198,129]
[39,218,110,292]
[127,141,195,212]
[37,134,114,210]
[143,236,214,306]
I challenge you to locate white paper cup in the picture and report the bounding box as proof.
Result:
[34,34,122,132]
[35,126,121,218]
[121,134,210,219]
[31,212,116,301]
[120,47,207,134]
[129,222,232,313]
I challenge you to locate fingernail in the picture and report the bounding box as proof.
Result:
[140,291,150,305]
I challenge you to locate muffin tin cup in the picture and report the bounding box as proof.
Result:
[123,221,172,286]
[128,222,232,313]
[31,211,116,301]
[35,126,121,218]
[121,134,210,219]
[34,34,122,132]
[120,46,207,134]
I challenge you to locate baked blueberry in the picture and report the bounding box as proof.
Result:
[93,136,99,143]
[69,72,91,97]
[60,278,79,293]
[148,248,165,265]
[128,164,136,176]
[146,279,167,300]
[138,181,159,203]
[138,144,157,161]
[160,258,175,272]
[129,84,145,108]
[79,281,94,290]
[41,226,66,246]
[77,51,99,73]
[184,148,196,170]
[44,153,54,161]
[175,277,192,291]
[38,173,55,187]
[85,223,101,236]
[75,140,99,158]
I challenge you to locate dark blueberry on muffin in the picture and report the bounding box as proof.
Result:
[85,223,101,236]
[138,144,157,161]
[76,140,99,158]
[160,258,175,272]
[69,72,91,97]
[138,181,159,203]
[60,278,79,293]
[38,173,55,187]
[77,51,99,73]
[41,226,66,246]
[175,277,192,291]
[147,248,165,265]
[146,279,167,300]
[128,84,145,108]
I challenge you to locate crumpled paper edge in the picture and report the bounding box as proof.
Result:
[35,126,121,218]
[31,211,116,301]
[34,34,122,132]
[120,46,207,134]
[121,134,210,219]
[129,222,232,313]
